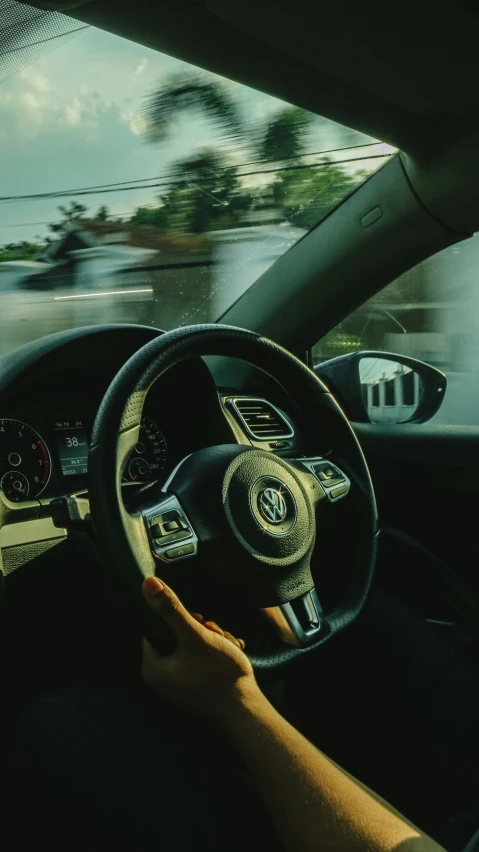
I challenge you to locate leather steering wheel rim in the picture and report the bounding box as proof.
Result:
[89,324,378,672]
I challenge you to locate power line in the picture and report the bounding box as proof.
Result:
[0,142,387,202]
[0,212,128,229]
[0,220,53,229]
[0,151,393,205]
[235,141,390,169]
[239,152,391,178]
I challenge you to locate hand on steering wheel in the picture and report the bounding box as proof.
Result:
[141,576,258,726]
[90,324,377,674]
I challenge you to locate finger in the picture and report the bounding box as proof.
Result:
[223,630,242,649]
[142,577,198,644]
[142,636,156,662]
[237,638,246,651]
[141,637,173,689]
[190,613,205,624]
[141,636,160,672]
[203,620,225,637]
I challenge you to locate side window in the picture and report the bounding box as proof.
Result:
[312,235,479,426]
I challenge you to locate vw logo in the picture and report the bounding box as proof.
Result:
[250,476,297,536]
[258,486,288,524]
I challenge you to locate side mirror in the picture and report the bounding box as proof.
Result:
[314,351,446,424]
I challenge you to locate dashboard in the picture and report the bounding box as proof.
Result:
[0,324,303,508]
[0,324,359,596]
[0,324,239,507]
[0,405,169,503]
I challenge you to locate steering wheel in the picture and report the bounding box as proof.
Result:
[89,325,377,673]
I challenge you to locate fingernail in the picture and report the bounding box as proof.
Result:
[144,577,164,595]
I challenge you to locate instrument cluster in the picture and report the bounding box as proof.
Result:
[0,413,168,503]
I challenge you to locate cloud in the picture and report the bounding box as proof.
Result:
[64,96,81,126]
[20,67,51,94]
[133,58,148,76]
[120,100,147,135]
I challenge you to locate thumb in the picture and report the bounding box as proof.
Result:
[142,576,198,644]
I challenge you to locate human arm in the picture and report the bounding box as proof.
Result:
[142,576,446,852]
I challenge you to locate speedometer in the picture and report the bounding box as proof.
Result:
[123,416,168,482]
[0,419,51,501]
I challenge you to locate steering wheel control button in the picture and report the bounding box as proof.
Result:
[250,476,297,536]
[311,462,345,486]
[262,588,327,647]
[152,526,191,545]
[143,495,197,562]
[300,457,351,503]
[165,543,195,560]
[330,484,349,499]
[150,510,191,540]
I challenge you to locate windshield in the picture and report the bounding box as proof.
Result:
[0,5,394,354]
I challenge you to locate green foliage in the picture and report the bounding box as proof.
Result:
[272,162,358,229]
[313,328,362,363]
[127,152,356,236]
[259,107,313,162]
[0,241,44,262]
[49,201,88,233]
[130,149,252,235]
[130,206,167,228]
[96,205,110,221]
[139,72,358,235]
[143,73,242,143]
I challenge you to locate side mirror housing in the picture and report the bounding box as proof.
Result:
[314,351,446,424]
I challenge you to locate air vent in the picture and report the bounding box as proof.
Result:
[231,398,294,440]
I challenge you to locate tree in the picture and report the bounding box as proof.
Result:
[130,206,167,228]
[259,107,313,162]
[272,161,358,229]
[140,71,356,233]
[0,240,45,262]
[143,72,312,164]
[49,201,88,234]
[96,205,110,221]
[133,149,253,235]
[143,73,242,144]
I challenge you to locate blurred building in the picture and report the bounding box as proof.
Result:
[362,365,421,423]
[0,260,53,291]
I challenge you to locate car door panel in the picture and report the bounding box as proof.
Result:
[354,423,479,635]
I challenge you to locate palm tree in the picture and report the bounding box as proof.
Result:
[141,72,356,231]
[143,73,242,144]
[259,106,314,162]
[142,72,312,162]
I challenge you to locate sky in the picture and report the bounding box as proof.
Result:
[0,22,394,245]
[359,357,413,384]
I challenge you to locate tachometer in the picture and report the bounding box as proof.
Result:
[0,419,51,501]
[123,416,167,482]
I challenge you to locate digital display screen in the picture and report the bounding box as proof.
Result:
[54,420,89,476]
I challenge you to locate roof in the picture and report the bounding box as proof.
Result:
[43,225,97,262]
[0,260,52,273]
